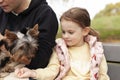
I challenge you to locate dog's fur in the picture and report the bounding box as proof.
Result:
[0,24,39,77]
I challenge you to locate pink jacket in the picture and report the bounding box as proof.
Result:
[55,35,103,80]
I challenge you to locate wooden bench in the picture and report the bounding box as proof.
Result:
[103,43,120,80]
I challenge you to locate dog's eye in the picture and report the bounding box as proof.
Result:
[19,46,24,49]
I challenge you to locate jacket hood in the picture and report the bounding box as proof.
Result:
[21,0,47,15]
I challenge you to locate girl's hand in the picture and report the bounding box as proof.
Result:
[15,67,36,78]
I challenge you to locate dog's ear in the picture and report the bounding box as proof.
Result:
[27,24,39,38]
[0,44,6,51]
[4,29,18,41]
[3,29,18,47]
[33,24,39,31]
[0,33,4,40]
[0,44,12,57]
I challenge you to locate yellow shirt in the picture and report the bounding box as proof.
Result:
[35,42,109,80]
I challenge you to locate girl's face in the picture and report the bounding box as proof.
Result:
[61,19,89,47]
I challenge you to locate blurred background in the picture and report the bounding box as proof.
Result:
[47,0,120,43]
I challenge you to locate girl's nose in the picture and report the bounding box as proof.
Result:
[63,33,69,39]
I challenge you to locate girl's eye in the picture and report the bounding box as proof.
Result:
[62,30,65,34]
[68,31,74,34]
[62,30,74,34]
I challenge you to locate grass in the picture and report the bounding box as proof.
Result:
[91,15,120,42]
[56,26,62,38]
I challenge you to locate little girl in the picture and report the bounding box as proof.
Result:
[15,7,110,80]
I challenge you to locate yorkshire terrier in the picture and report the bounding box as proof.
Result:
[11,24,39,64]
[0,24,39,77]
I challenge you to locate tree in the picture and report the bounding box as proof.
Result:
[94,2,120,18]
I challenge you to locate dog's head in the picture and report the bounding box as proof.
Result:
[10,24,39,65]
[11,40,38,65]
